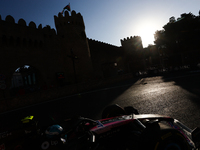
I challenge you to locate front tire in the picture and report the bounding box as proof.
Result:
[154,133,189,150]
[154,124,190,150]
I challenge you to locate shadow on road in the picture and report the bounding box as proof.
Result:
[161,72,200,127]
[47,77,140,122]
[162,72,200,100]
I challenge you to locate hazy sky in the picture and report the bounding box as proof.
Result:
[0,0,200,47]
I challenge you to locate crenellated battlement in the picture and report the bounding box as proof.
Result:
[54,10,85,30]
[0,14,57,49]
[120,35,143,50]
[0,14,57,42]
[120,36,142,43]
[120,36,142,47]
[87,38,120,48]
[0,15,55,32]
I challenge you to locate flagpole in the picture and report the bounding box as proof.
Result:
[69,3,71,16]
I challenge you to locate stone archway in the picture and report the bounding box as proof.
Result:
[10,65,39,96]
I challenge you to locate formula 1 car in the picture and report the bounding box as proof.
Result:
[41,104,200,150]
[1,104,200,150]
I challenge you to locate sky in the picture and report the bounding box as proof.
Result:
[0,0,200,48]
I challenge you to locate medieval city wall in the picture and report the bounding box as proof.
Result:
[0,15,65,90]
[0,10,95,101]
[88,38,124,78]
[0,10,137,112]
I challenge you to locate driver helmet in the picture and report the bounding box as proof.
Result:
[21,116,34,123]
[21,115,37,134]
[45,125,63,138]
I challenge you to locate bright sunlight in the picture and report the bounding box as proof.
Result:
[138,25,157,48]
[135,21,160,48]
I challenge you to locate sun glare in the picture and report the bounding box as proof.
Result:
[136,23,158,48]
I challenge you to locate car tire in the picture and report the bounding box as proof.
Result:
[140,122,190,150]
[154,123,190,150]
[154,133,189,150]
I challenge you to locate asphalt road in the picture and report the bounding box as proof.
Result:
[1,72,200,131]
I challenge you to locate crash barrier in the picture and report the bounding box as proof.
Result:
[0,73,133,113]
[135,65,200,77]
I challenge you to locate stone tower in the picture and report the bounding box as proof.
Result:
[54,10,93,83]
[120,36,144,73]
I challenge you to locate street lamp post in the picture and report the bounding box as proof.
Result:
[67,49,78,84]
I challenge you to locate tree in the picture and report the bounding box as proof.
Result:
[154,11,200,67]
[180,12,195,19]
[169,16,176,23]
[154,30,166,49]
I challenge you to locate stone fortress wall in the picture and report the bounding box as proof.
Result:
[0,10,95,98]
[0,10,142,112]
